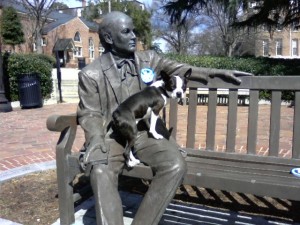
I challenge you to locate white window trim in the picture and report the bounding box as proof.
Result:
[292,39,298,56]
[42,37,47,46]
[276,39,283,56]
[89,38,95,59]
[73,46,83,57]
[262,40,269,56]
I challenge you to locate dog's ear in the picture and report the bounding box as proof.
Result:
[184,68,192,79]
[160,70,170,81]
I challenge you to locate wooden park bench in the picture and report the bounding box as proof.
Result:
[47,75,300,225]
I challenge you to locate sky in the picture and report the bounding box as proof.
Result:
[60,0,153,8]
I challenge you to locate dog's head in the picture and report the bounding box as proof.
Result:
[161,68,192,99]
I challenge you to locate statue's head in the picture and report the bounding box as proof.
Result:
[99,11,136,57]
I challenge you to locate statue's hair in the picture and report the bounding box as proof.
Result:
[98,11,132,50]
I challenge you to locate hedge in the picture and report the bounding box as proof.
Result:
[165,54,300,101]
[6,53,54,101]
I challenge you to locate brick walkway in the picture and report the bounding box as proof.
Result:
[0,103,294,172]
[0,103,84,172]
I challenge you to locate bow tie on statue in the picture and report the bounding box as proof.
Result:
[116,58,137,80]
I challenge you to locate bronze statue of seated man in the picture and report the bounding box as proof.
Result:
[77,11,251,225]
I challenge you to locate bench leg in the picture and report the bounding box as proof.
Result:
[291,201,300,222]
[56,126,77,225]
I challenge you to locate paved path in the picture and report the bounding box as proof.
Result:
[0,103,84,172]
[0,103,295,172]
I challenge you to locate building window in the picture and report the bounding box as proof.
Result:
[262,39,269,56]
[276,23,283,31]
[275,39,283,56]
[276,18,284,31]
[74,46,82,57]
[74,32,81,42]
[33,38,47,50]
[89,38,94,59]
[292,39,298,56]
[42,37,47,46]
[292,21,300,31]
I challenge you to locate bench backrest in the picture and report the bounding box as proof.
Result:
[168,75,300,161]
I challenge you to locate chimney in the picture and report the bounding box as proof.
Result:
[82,0,86,7]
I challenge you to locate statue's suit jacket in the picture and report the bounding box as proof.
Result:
[77,50,190,162]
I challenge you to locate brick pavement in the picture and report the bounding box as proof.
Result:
[0,103,84,172]
[0,103,294,172]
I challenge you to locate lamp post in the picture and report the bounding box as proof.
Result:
[55,51,63,103]
[0,47,12,112]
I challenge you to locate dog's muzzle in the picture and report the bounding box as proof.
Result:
[176,92,182,98]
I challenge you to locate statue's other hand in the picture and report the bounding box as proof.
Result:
[83,141,108,165]
[209,70,253,84]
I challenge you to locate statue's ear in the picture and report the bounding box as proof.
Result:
[103,33,113,45]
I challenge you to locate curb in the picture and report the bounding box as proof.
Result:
[0,160,56,184]
[0,218,22,225]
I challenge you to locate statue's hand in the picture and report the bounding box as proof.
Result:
[84,139,108,165]
[209,70,253,84]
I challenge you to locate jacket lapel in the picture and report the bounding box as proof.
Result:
[101,51,154,105]
[101,52,122,105]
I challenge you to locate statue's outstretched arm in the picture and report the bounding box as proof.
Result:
[190,67,253,84]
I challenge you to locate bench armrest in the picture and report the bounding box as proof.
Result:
[47,114,77,132]
[47,113,80,224]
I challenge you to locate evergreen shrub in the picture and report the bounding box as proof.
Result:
[7,53,54,101]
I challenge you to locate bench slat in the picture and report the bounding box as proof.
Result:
[206,89,217,150]
[292,91,300,159]
[183,172,300,201]
[186,165,299,189]
[186,157,297,181]
[247,90,259,154]
[226,90,238,152]
[269,91,281,156]
[186,88,198,148]
[169,99,178,139]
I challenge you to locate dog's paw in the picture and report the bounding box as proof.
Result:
[152,132,164,139]
[127,158,141,167]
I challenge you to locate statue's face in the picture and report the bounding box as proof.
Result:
[110,16,136,57]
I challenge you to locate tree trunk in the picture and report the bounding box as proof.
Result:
[36,31,43,54]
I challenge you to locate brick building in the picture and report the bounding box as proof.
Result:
[1,0,102,67]
[0,0,144,68]
[255,27,300,58]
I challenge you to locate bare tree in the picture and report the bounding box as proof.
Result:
[164,0,257,57]
[21,0,56,54]
[197,1,255,56]
[151,0,202,54]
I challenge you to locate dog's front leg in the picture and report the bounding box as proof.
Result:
[127,151,140,167]
[149,111,164,139]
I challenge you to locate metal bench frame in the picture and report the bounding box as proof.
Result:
[47,75,300,225]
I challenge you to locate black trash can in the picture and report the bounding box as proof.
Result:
[78,57,86,69]
[18,73,43,109]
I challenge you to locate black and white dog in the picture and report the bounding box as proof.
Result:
[112,69,192,167]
